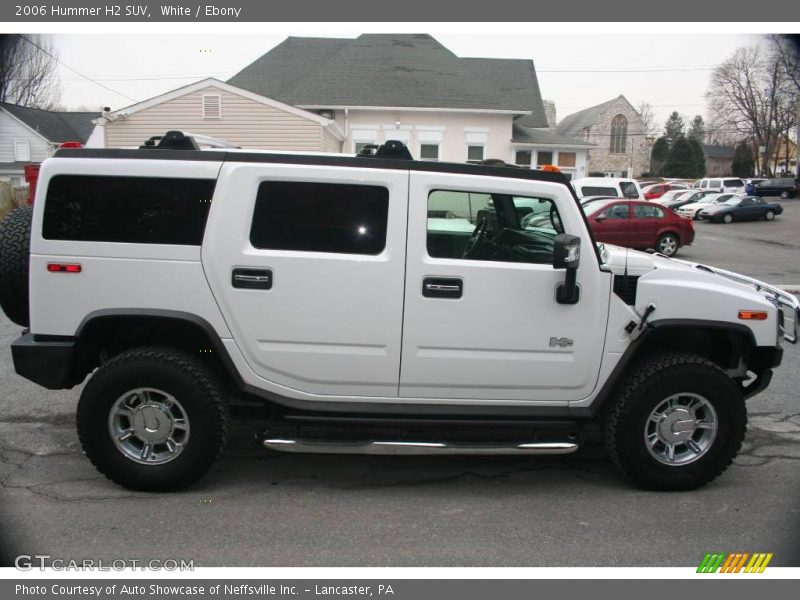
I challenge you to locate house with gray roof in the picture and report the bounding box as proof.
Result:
[0,103,100,185]
[228,34,592,178]
[702,144,735,177]
[554,95,649,178]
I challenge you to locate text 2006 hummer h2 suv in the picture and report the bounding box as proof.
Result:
[1,133,797,492]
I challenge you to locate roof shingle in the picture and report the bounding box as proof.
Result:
[229,34,547,117]
[1,103,99,143]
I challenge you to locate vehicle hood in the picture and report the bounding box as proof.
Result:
[677,202,707,211]
[600,245,799,321]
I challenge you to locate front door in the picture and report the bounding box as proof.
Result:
[399,171,612,403]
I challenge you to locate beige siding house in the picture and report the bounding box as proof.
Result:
[95,78,344,151]
[227,34,593,178]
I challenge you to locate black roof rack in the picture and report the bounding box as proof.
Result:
[356,140,413,160]
[140,130,240,150]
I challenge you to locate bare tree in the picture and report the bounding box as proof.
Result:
[637,101,657,137]
[0,34,61,109]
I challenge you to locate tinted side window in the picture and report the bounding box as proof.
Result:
[250,181,389,255]
[619,181,639,199]
[603,204,629,219]
[427,190,562,264]
[724,179,743,187]
[43,175,215,245]
[634,204,664,218]
[581,186,617,196]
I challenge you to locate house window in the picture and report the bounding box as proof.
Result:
[467,145,484,162]
[515,150,532,167]
[202,94,222,119]
[581,127,591,140]
[536,151,553,166]
[558,152,577,168]
[420,144,440,161]
[610,114,628,154]
[14,140,31,162]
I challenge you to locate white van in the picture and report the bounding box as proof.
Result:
[695,177,745,194]
[571,177,643,200]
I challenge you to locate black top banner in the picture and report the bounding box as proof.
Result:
[3,0,800,22]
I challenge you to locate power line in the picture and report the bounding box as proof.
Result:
[18,35,138,103]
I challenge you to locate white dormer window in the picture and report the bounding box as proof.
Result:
[202,94,222,119]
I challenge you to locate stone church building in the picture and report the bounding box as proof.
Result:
[554,95,649,178]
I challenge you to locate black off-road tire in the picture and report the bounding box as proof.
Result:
[0,205,33,326]
[603,352,746,491]
[77,346,230,492]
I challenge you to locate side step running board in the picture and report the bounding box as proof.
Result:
[262,438,579,456]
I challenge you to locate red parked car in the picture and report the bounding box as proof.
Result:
[641,182,685,200]
[581,198,694,257]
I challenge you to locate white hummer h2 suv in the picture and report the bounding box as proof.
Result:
[1,132,797,492]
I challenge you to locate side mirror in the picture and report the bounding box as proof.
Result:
[553,233,581,304]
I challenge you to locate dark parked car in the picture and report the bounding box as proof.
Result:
[658,189,708,210]
[581,199,694,257]
[753,177,798,199]
[698,196,783,223]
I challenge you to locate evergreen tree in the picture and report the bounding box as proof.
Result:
[731,141,755,178]
[663,136,696,178]
[687,115,706,143]
[650,137,670,176]
[663,111,685,145]
[687,137,707,178]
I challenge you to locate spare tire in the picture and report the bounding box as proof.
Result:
[0,205,33,326]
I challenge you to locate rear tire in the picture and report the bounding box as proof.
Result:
[656,233,679,257]
[0,206,33,326]
[780,190,789,199]
[77,346,230,491]
[603,352,746,491]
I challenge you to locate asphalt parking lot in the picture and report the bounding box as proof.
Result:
[1,200,799,568]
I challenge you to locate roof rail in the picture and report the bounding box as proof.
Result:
[356,140,413,160]
[140,130,240,150]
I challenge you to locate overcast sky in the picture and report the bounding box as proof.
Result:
[52,33,763,127]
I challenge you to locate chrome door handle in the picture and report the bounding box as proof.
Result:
[232,268,272,290]
[422,277,463,299]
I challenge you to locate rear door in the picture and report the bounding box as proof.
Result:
[399,171,611,403]
[203,161,408,398]
[631,202,664,247]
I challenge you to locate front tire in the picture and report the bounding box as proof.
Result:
[722,213,734,224]
[603,352,746,491]
[764,210,775,221]
[77,347,230,491]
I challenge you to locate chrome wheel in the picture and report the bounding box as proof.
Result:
[657,235,678,256]
[765,210,775,221]
[108,388,190,465]
[644,393,717,466]
[723,213,733,224]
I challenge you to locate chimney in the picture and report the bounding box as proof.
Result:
[543,100,557,128]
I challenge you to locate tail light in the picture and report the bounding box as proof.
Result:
[47,263,82,273]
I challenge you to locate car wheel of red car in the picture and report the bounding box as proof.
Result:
[656,233,679,257]
[765,210,775,221]
[722,213,733,224]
